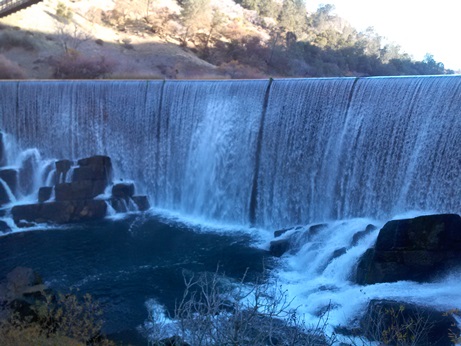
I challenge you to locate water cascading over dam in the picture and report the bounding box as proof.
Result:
[0,76,460,229]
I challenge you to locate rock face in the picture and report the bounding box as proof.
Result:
[356,214,461,284]
[11,155,150,226]
[360,299,459,346]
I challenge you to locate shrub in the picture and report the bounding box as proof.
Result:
[56,1,73,22]
[0,55,27,79]
[142,269,336,345]
[52,52,115,79]
[0,292,114,345]
[0,31,35,51]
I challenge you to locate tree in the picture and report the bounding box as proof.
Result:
[180,0,211,45]
[278,0,307,36]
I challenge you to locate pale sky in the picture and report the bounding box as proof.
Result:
[306,1,461,71]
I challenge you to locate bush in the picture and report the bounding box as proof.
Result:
[0,292,114,345]
[52,51,115,79]
[0,55,27,79]
[142,270,336,345]
[0,31,35,51]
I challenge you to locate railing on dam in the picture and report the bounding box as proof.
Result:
[0,0,43,18]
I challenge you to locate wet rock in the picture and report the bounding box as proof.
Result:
[55,159,72,183]
[0,220,11,234]
[18,150,39,196]
[274,228,290,238]
[55,180,107,201]
[331,247,347,259]
[356,214,461,284]
[361,299,459,346]
[11,199,107,224]
[0,181,11,205]
[112,182,135,199]
[132,195,150,211]
[351,224,377,246]
[269,238,293,257]
[0,132,5,167]
[0,168,18,195]
[38,186,53,203]
[76,155,113,182]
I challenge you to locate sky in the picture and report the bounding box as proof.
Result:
[306,0,461,71]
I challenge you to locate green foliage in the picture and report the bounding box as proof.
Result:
[56,1,73,22]
[277,0,306,35]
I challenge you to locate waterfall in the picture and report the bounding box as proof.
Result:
[0,76,460,229]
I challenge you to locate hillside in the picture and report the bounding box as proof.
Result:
[0,0,452,79]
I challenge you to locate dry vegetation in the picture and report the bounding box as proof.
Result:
[0,0,451,79]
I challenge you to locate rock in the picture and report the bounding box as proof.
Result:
[331,247,347,259]
[0,132,5,167]
[55,159,72,183]
[55,180,108,201]
[0,220,11,234]
[274,228,290,238]
[112,182,135,199]
[0,168,18,195]
[269,223,329,257]
[76,155,113,182]
[269,238,293,257]
[38,186,53,203]
[351,224,377,246]
[356,214,461,284]
[0,180,11,205]
[18,150,39,196]
[132,195,150,211]
[109,197,129,213]
[360,299,459,346]
[11,199,107,224]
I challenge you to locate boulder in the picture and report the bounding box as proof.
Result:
[360,299,459,346]
[11,199,107,224]
[351,224,377,246]
[38,186,53,203]
[0,220,11,234]
[269,223,328,257]
[0,132,5,167]
[0,180,11,205]
[55,159,72,183]
[112,182,135,199]
[55,180,107,201]
[132,195,150,211]
[18,150,39,196]
[0,267,45,302]
[76,155,113,182]
[269,238,292,257]
[0,168,18,196]
[356,214,461,284]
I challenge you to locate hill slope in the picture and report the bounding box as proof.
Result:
[0,0,451,79]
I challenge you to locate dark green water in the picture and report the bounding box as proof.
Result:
[0,215,271,344]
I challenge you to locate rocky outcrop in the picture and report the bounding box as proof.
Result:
[12,199,108,224]
[269,224,327,257]
[0,168,18,196]
[356,214,461,284]
[360,299,459,346]
[11,155,150,226]
[0,220,11,234]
